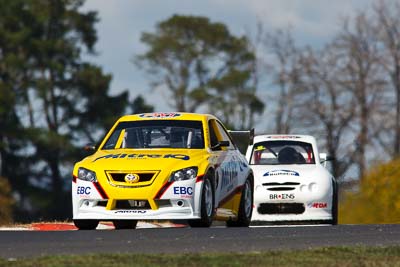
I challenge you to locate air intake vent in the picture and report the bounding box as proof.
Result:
[263,182,300,191]
[267,187,296,191]
[115,200,151,210]
[257,203,305,214]
[262,182,300,186]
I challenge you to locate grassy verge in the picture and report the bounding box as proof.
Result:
[1,246,400,267]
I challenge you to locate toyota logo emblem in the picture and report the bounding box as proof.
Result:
[124,173,140,183]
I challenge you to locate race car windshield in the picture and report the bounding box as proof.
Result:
[250,141,315,165]
[102,120,204,149]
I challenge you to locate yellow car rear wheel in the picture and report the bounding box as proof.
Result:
[226,177,253,227]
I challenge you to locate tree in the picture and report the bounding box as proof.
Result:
[374,0,400,158]
[130,95,154,114]
[0,0,130,220]
[0,176,14,225]
[334,14,386,179]
[339,158,400,224]
[261,28,303,134]
[293,46,357,180]
[136,14,263,129]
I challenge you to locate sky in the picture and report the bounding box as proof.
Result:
[81,0,376,112]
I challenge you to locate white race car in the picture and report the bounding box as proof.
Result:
[245,135,337,225]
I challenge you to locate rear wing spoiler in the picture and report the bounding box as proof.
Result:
[228,128,255,146]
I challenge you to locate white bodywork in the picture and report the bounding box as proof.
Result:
[245,135,336,224]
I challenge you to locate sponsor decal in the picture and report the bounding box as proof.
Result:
[124,173,140,184]
[263,170,300,177]
[235,156,247,172]
[220,161,239,191]
[173,186,193,195]
[309,202,328,208]
[77,186,91,195]
[254,145,266,151]
[139,112,181,118]
[173,186,193,198]
[114,210,147,214]
[269,193,295,200]
[266,135,301,139]
[93,153,189,162]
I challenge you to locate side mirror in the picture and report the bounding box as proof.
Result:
[320,154,334,167]
[325,155,335,161]
[211,140,230,150]
[219,140,230,147]
[84,143,96,152]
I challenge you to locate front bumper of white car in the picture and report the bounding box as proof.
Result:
[251,182,333,224]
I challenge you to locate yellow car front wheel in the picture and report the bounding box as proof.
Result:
[188,171,215,227]
[74,219,99,230]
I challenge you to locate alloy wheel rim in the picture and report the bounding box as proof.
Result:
[244,180,252,218]
[204,179,213,217]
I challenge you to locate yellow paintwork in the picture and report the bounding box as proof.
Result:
[73,112,241,217]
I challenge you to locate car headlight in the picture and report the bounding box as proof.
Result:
[169,167,198,182]
[308,182,318,192]
[77,167,97,182]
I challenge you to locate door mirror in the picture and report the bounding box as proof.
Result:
[219,140,230,147]
[211,140,230,150]
[84,143,96,152]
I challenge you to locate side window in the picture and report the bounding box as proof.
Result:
[103,129,122,149]
[215,121,236,150]
[208,120,220,149]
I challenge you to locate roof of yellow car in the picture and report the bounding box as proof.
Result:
[118,112,217,122]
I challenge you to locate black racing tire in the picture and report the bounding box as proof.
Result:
[73,219,99,230]
[331,181,338,225]
[113,220,138,230]
[188,171,215,227]
[226,177,253,227]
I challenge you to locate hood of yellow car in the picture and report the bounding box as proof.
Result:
[77,148,208,172]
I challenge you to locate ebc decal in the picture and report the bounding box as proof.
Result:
[93,153,189,162]
[138,113,181,118]
[263,170,300,177]
[173,186,193,196]
[77,186,91,195]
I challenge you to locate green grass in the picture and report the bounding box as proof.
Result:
[1,246,400,267]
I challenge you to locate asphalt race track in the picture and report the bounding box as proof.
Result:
[0,224,399,258]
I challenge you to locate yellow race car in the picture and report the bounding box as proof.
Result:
[72,112,254,230]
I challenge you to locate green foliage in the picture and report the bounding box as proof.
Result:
[0,176,14,225]
[131,95,154,114]
[0,0,138,221]
[339,158,400,224]
[137,14,264,129]
[2,247,400,266]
